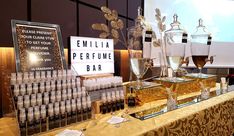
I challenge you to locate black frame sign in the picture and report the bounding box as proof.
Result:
[11,20,67,72]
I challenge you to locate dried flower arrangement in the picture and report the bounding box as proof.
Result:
[92,6,127,48]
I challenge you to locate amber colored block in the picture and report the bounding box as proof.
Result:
[153,78,201,97]
[125,82,167,106]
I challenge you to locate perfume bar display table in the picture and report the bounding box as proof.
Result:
[1,86,234,136]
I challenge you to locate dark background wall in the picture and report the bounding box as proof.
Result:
[0,0,144,49]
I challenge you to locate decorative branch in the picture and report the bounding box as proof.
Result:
[92,6,127,49]
[153,8,167,47]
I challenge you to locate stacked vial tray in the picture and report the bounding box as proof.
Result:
[10,70,92,136]
[83,76,125,114]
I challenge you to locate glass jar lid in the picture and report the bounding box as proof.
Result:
[165,14,187,44]
[191,19,212,45]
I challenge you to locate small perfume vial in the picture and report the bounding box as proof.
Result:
[17,96,23,109]
[62,89,67,101]
[76,98,82,122]
[50,91,56,103]
[67,79,71,89]
[58,70,63,80]
[19,108,26,136]
[87,96,92,119]
[52,70,58,80]
[54,102,60,116]
[221,77,228,94]
[37,93,42,106]
[41,71,46,81]
[67,89,72,100]
[43,92,49,105]
[62,70,67,79]
[106,92,112,113]
[14,84,20,97]
[51,80,56,91]
[66,69,71,79]
[20,84,26,96]
[115,90,121,110]
[45,81,51,92]
[39,82,45,93]
[30,94,37,107]
[33,83,38,94]
[76,78,81,88]
[40,105,47,132]
[23,72,29,83]
[10,73,17,85]
[71,99,77,123]
[46,70,52,81]
[57,80,62,91]
[27,83,32,95]
[77,87,82,98]
[71,78,76,89]
[62,79,67,89]
[60,101,66,126]
[82,97,87,120]
[35,71,41,82]
[27,107,35,135]
[17,72,23,84]
[34,106,40,134]
[100,93,107,114]
[81,87,86,97]
[29,72,34,82]
[111,91,116,112]
[24,95,30,108]
[56,91,62,102]
[54,102,60,128]
[120,90,125,109]
[72,88,78,99]
[66,100,72,124]
[48,103,55,130]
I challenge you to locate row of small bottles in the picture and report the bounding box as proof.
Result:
[15,87,86,110]
[100,90,125,114]
[18,96,91,136]
[12,77,81,97]
[83,76,123,92]
[11,69,76,85]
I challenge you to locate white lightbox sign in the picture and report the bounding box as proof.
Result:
[70,36,114,76]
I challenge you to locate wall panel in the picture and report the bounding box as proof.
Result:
[0,0,27,46]
[31,0,77,48]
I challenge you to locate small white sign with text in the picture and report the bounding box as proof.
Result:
[70,36,114,76]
